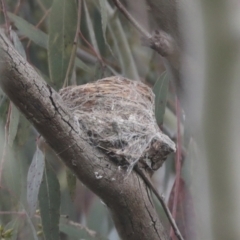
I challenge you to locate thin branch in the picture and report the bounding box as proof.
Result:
[13,0,23,14]
[111,0,180,69]
[63,0,82,87]
[79,31,104,67]
[135,166,184,240]
[36,0,47,13]
[1,0,11,39]
[170,97,183,239]
[111,0,151,38]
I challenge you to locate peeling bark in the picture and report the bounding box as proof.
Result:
[0,31,169,240]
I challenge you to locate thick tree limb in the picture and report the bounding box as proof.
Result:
[0,31,169,240]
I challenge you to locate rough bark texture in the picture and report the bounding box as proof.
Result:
[0,31,169,240]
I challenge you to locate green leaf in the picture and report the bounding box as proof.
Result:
[98,0,115,57]
[99,0,108,46]
[87,198,112,236]
[15,115,31,147]
[4,219,20,240]
[153,72,169,125]
[24,208,39,240]
[106,2,140,80]
[48,0,78,89]
[3,146,22,201]
[66,168,76,201]
[83,0,100,53]
[8,104,20,147]
[10,30,26,59]
[39,163,60,240]
[8,13,91,74]
[27,147,45,217]
[75,58,92,73]
[41,0,53,9]
[8,12,48,49]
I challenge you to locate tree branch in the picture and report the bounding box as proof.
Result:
[0,30,169,240]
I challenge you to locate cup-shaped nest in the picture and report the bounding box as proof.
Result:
[59,76,175,172]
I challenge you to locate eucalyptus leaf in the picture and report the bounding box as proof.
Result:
[3,146,22,200]
[41,0,53,9]
[153,72,169,125]
[106,2,139,80]
[66,168,77,201]
[4,218,20,240]
[48,0,78,89]
[99,0,108,47]
[87,198,113,237]
[24,208,39,240]
[8,12,48,49]
[39,163,60,240]
[99,0,114,57]
[8,104,20,147]
[27,147,45,217]
[8,13,91,74]
[75,58,92,73]
[10,30,26,59]
[83,0,100,53]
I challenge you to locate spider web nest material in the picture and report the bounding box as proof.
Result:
[59,76,175,173]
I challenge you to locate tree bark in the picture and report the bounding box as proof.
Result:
[0,31,169,240]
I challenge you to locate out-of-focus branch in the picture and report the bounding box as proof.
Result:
[111,0,182,96]
[111,0,181,67]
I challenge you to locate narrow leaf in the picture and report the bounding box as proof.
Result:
[48,0,78,89]
[27,147,45,217]
[99,0,114,56]
[99,0,108,45]
[8,104,20,147]
[10,30,27,59]
[8,12,48,49]
[41,0,53,9]
[168,178,197,240]
[3,147,22,200]
[39,163,60,240]
[66,168,77,201]
[106,2,139,80]
[24,208,39,240]
[8,13,92,74]
[75,58,92,73]
[83,0,100,53]
[153,72,169,125]
[4,219,20,240]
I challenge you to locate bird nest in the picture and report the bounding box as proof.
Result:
[59,76,175,173]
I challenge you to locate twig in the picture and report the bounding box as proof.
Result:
[135,166,184,240]
[79,31,105,67]
[111,0,150,38]
[14,0,23,14]
[36,0,47,13]
[111,0,179,61]
[170,97,182,239]
[1,0,11,39]
[0,211,25,216]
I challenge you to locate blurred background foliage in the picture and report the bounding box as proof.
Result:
[0,0,190,240]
